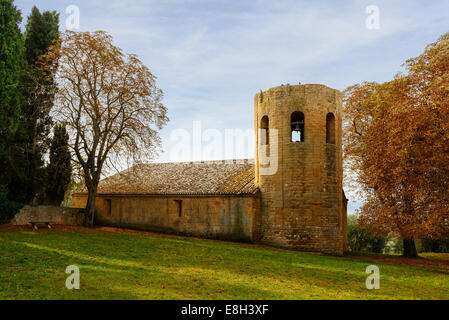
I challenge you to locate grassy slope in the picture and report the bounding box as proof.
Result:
[0,228,448,300]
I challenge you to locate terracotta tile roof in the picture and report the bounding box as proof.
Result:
[91,159,258,196]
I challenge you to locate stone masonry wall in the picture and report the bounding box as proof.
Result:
[254,84,346,255]
[72,194,260,242]
[12,206,85,226]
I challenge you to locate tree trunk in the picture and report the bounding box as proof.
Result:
[85,186,97,227]
[403,239,418,258]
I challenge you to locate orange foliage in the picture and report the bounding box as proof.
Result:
[344,33,449,241]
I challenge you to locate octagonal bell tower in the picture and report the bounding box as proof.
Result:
[254,84,347,255]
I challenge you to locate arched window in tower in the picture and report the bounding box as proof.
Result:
[291,112,305,142]
[326,113,336,144]
[260,116,269,145]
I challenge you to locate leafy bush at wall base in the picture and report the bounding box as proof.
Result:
[347,214,386,253]
[0,194,24,224]
[348,228,386,253]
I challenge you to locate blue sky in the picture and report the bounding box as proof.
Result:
[14,0,449,212]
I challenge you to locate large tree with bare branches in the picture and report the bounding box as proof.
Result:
[43,31,168,226]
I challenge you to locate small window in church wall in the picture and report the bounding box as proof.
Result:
[260,116,269,145]
[291,112,305,142]
[104,199,112,216]
[326,113,336,144]
[175,200,183,217]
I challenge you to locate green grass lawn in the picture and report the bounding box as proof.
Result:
[0,227,448,300]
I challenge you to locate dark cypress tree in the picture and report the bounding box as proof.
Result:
[0,0,25,195]
[45,124,71,205]
[9,6,59,203]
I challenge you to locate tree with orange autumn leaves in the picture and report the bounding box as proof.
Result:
[42,31,168,227]
[344,33,449,257]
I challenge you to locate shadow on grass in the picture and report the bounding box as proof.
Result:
[1,230,448,299]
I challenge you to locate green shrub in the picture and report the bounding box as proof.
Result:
[347,213,386,253]
[0,192,24,224]
[421,238,449,253]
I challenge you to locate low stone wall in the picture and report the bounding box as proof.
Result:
[12,205,85,226]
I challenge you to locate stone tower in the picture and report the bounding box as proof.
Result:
[254,84,347,255]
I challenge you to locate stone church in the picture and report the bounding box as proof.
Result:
[72,84,348,255]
